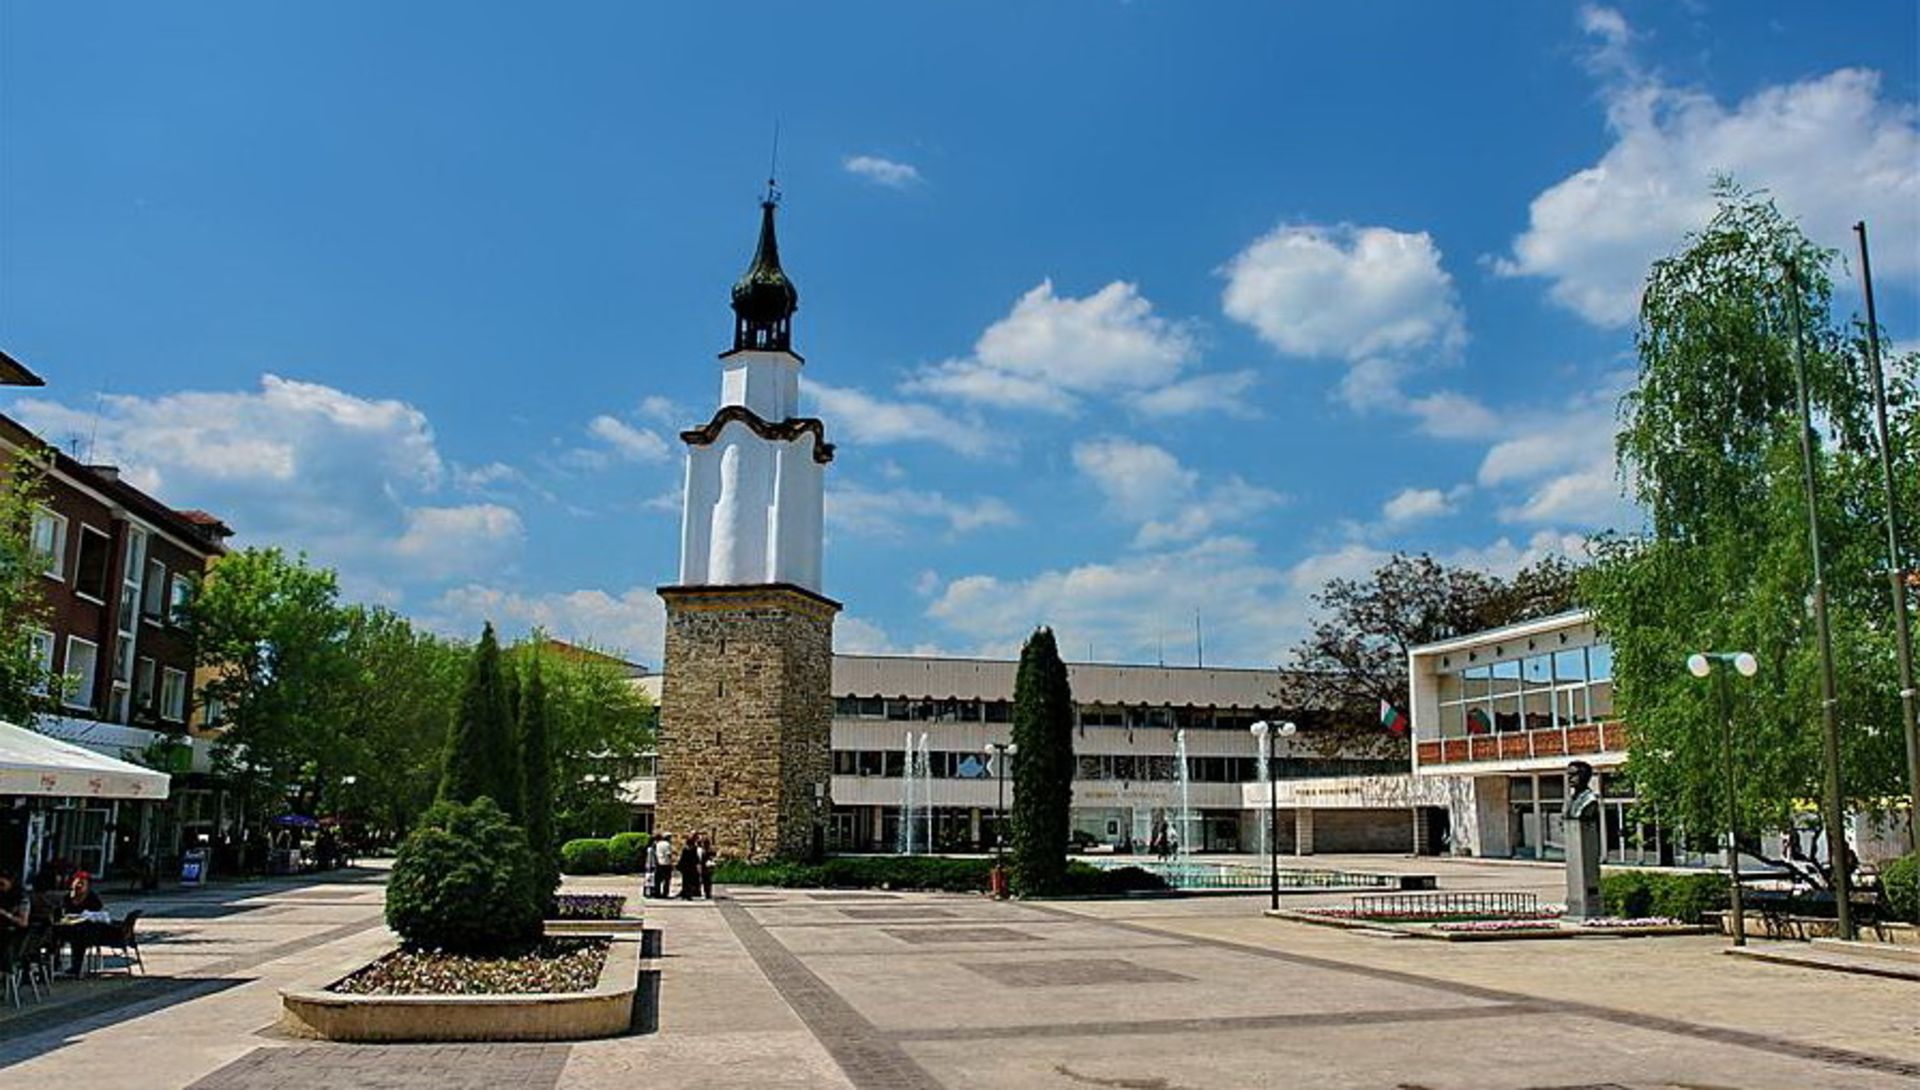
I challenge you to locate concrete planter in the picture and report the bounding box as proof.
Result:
[545,916,646,935]
[280,936,658,1042]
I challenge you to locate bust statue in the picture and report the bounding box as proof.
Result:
[1563,760,1603,919]
[1565,760,1601,820]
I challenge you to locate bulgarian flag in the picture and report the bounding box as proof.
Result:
[1379,700,1408,735]
[1466,708,1492,735]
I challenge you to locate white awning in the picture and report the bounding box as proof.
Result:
[0,719,171,800]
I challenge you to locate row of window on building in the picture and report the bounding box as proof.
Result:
[1431,643,1615,737]
[832,696,1275,732]
[827,748,1403,783]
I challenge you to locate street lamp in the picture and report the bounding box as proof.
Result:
[1250,720,1297,912]
[1688,651,1758,946]
[985,741,1017,862]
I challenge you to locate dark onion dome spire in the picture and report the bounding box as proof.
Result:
[730,197,799,353]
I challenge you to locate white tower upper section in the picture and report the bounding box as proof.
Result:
[676,199,832,594]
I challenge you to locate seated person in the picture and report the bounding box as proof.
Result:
[0,873,27,929]
[60,871,111,975]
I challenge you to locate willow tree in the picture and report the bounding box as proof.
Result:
[1009,626,1074,896]
[1582,182,1916,845]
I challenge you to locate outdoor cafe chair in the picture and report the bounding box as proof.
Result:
[85,909,143,976]
[1,927,32,1007]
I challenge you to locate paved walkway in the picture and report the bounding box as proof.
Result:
[3,858,1916,1089]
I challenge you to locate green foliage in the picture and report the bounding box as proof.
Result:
[517,656,558,900]
[1585,183,1918,838]
[192,548,354,816]
[439,624,521,819]
[1600,870,1728,924]
[334,606,467,840]
[1881,854,1918,922]
[714,856,994,892]
[607,832,650,873]
[1060,862,1170,896]
[559,838,611,875]
[0,446,55,725]
[1285,553,1583,757]
[1010,627,1074,896]
[512,642,655,844]
[385,798,543,953]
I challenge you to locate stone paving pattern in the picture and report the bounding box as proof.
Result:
[1,856,1916,1089]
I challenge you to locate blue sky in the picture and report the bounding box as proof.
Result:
[3,2,1916,667]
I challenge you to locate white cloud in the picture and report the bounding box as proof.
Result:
[1221,223,1465,362]
[803,381,997,457]
[834,615,896,653]
[1473,378,1636,529]
[636,396,682,427]
[844,154,924,189]
[1072,436,1283,548]
[906,280,1198,414]
[827,483,1018,540]
[1380,487,1456,524]
[430,584,666,666]
[1498,12,1920,326]
[6,375,524,587]
[1406,390,1501,440]
[1134,369,1260,418]
[392,504,525,578]
[585,415,671,463]
[927,536,1298,665]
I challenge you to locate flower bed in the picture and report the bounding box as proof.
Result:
[1295,906,1563,924]
[554,894,627,921]
[332,939,609,997]
[1430,919,1563,933]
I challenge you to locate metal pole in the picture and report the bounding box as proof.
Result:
[1718,668,1746,946]
[1855,222,1920,894]
[1786,260,1855,939]
[1267,735,1279,912]
[995,749,1006,865]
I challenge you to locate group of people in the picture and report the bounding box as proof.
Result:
[643,831,714,900]
[0,868,117,976]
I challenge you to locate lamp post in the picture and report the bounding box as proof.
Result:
[985,741,1017,862]
[1688,651,1758,946]
[1250,720,1296,912]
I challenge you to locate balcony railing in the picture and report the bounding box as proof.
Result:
[1416,721,1625,768]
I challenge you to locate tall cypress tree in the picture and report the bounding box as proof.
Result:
[438,623,521,819]
[518,654,558,901]
[1010,626,1074,896]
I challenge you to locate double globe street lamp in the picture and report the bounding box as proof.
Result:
[1688,650,1758,946]
[1249,720,1297,912]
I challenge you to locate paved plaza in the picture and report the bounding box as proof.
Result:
[0,858,1916,1089]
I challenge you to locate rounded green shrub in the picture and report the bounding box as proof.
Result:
[1880,853,1917,922]
[607,832,650,873]
[560,838,611,875]
[385,798,543,953]
[1600,869,1654,918]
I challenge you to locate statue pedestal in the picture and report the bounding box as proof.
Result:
[1563,810,1603,920]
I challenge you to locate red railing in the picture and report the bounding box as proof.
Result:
[1416,721,1627,768]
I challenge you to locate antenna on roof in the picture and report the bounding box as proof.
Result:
[85,383,109,464]
[1194,610,1205,668]
[764,121,782,206]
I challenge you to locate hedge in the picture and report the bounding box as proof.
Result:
[1882,853,1917,922]
[607,832,651,874]
[709,856,1171,896]
[560,838,612,875]
[1600,869,1727,923]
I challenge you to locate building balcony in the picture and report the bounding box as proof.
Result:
[1414,721,1626,772]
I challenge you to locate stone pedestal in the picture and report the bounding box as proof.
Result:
[656,583,838,863]
[1564,809,1603,919]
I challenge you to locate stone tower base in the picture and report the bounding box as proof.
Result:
[655,583,838,863]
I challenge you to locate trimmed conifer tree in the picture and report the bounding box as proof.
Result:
[1009,626,1074,896]
[438,623,522,819]
[518,654,559,902]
